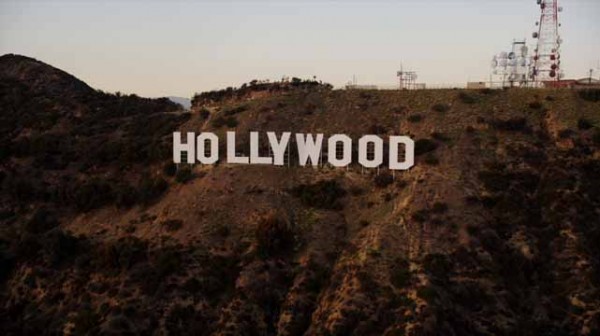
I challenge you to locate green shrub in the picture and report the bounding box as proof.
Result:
[407,114,423,122]
[162,219,183,232]
[255,211,295,258]
[374,173,394,188]
[138,175,169,205]
[431,132,451,142]
[489,117,530,132]
[290,180,347,210]
[593,129,600,145]
[431,202,448,214]
[528,101,544,110]
[72,178,114,211]
[223,105,247,116]
[579,89,600,102]
[211,116,238,128]
[558,129,575,139]
[114,183,137,208]
[412,209,429,223]
[25,208,58,234]
[479,88,496,95]
[577,118,594,130]
[199,108,210,120]
[163,162,177,177]
[458,91,477,104]
[390,258,411,288]
[415,139,438,156]
[423,154,439,165]
[175,165,193,184]
[41,229,80,267]
[369,124,387,134]
[416,286,437,303]
[431,103,450,113]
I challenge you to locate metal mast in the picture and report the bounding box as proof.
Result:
[531,0,563,83]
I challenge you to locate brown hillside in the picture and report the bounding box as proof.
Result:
[1,57,600,335]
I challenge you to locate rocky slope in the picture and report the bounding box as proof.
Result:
[1,55,600,335]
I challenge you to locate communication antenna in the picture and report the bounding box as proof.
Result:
[397,64,418,90]
[531,0,563,83]
[491,40,530,87]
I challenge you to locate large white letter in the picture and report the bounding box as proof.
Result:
[296,133,323,167]
[173,132,195,164]
[250,132,273,164]
[389,136,414,170]
[227,131,249,164]
[196,132,219,164]
[267,132,291,166]
[358,135,383,168]
[328,134,352,167]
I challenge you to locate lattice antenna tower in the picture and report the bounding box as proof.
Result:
[397,64,418,90]
[531,0,563,82]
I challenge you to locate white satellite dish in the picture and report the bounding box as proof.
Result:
[500,59,508,67]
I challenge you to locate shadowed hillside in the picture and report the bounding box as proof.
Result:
[1,56,600,335]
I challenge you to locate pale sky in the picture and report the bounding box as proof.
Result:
[1,0,599,98]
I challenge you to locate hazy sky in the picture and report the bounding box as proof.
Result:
[1,0,599,97]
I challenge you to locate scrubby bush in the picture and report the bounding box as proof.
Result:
[374,173,394,188]
[290,180,347,210]
[211,116,238,128]
[558,129,574,139]
[415,139,438,156]
[432,103,450,113]
[423,154,439,165]
[25,208,58,234]
[72,178,114,211]
[162,219,183,232]
[577,118,594,130]
[528,101,544,110]
[175,165,194,184]
[199,108,210,120]
[458,91,478,104]
[479,88,496,95]
[593,129,600,145]
[390,258,411,288]
[369,124,387,134]
[422,253,452,283]
[163,162,177,177]
[431,132,451,142]
[431,202,448,214]
[416,286,437,303]
[224,105,247,116]
[579,89,600,102]
[407,114,423,123]
[255,210,294,258]
[489,117,530,133]
[138,175,169,205]
[41,229,80,266]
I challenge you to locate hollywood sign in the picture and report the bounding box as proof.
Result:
[173,132,415,170]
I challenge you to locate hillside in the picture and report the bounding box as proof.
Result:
[1,56,600,335]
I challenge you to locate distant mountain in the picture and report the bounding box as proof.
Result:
[167,96,191,110]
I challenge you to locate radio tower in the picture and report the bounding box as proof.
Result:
[531,0,563,83]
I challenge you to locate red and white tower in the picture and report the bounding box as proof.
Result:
[531,0,563,83]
